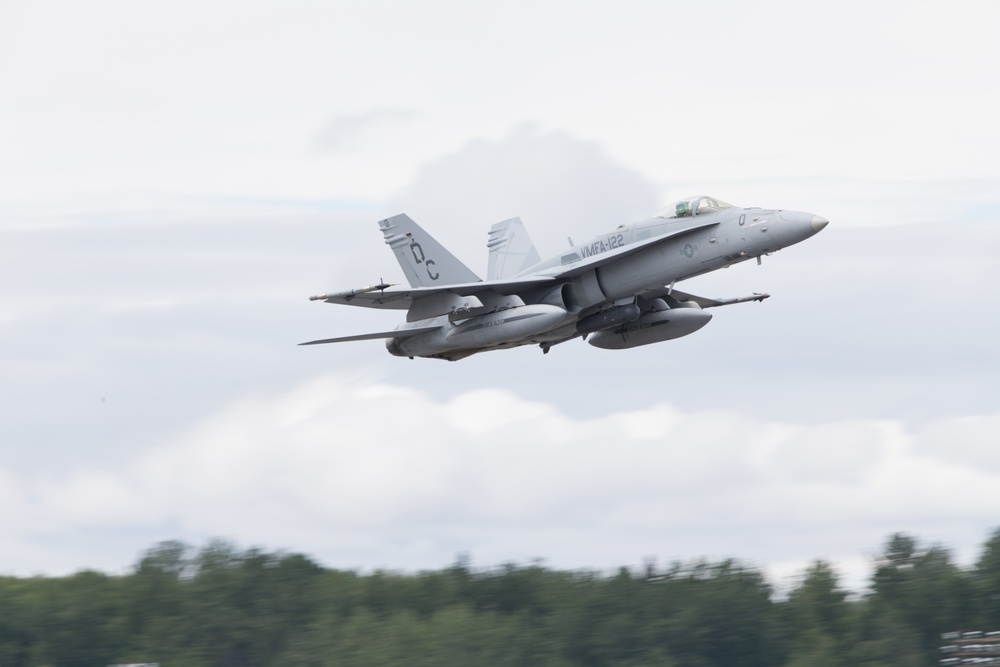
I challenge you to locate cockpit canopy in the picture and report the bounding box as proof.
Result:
[658,196,734,219]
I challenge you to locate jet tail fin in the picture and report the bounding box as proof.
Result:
[379,214,481,288]
[486,217,542,280]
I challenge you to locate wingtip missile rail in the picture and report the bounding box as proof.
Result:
[695,292,771,307]
[309,282,396,302]
[706,292,770,306]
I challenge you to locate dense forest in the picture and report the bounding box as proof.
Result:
[2,529,999,667]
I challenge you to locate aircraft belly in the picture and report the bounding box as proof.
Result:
[389,305,568,358]
[386,327,450,358]
[447,304,568,348]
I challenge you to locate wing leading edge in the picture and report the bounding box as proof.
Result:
[309,275,557,310]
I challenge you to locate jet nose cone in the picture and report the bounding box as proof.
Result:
[810,215,829,233]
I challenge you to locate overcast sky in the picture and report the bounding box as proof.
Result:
[2,0,999,592]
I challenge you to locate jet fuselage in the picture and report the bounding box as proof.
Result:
[302,196,828,361]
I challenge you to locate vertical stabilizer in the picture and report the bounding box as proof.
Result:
[486,217,542,280]
[378,214,481,288]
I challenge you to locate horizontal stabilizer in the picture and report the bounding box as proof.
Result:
[299,324,440,346]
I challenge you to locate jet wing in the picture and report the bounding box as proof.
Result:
[299,324,442,346]
[309,219,716,311]
[534,218,720,280]
[309,276,557,310]
[641,286,770,308]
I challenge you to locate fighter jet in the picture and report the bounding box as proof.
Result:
[301,195,828,361]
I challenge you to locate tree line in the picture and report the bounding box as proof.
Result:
[1,529,999,667]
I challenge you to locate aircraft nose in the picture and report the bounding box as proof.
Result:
[778,210,829,236]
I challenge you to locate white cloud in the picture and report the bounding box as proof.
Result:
[1,0,997,213]
[388,125,661,263]
[316,109,420,153]
[3,373,997,588]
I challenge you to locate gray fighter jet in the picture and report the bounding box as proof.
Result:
[301,196,828,360]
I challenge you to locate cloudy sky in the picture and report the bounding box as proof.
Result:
[2,0,999,592]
